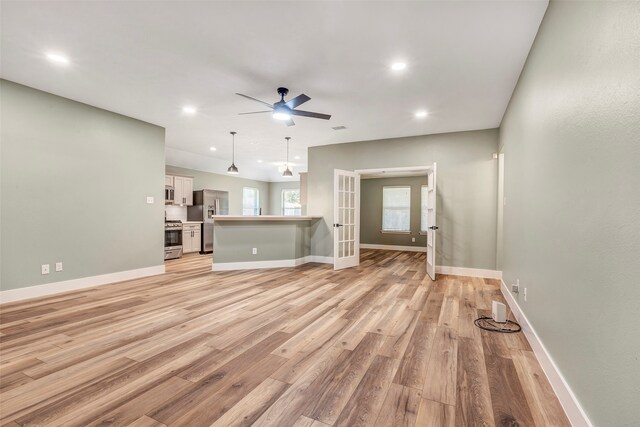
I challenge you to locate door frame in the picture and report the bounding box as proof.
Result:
[353,165,435,276]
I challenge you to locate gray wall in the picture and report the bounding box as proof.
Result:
[307,129,499,269]
[268,181,300,216]
[499,1,640,425]
[213,221,311,263]
[1,80,165,291]
[360,177,427,248]
[165,165,270,216]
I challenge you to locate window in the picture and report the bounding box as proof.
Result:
[282,189,301,216]
[242,187,260,215]
[421,185,428,233]
[382,186,411,232]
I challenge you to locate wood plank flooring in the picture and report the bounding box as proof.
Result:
[0,250,570,426]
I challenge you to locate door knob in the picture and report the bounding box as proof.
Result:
[429,226,439,230]
[333,223,344,228]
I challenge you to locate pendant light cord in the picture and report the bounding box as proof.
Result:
[230,131,236,164]
[285,136,291,168]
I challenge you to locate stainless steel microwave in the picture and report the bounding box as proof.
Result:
[165,185,175,205]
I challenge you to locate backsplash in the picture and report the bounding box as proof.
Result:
[165,205,187,221]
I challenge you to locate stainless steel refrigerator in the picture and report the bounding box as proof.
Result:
[187,189,229,253]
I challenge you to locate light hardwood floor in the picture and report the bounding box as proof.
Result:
[0,250,569,426]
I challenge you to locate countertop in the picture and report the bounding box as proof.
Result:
[181,220,203,224]
[211,215,322,222]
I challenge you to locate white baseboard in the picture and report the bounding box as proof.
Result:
[307,255,334,264]
[436,265,502,280]
[360,243,426,252]
[0,265,166,304]
[360,245,502,279]
[212,255,333,271]
[500,280,592,427]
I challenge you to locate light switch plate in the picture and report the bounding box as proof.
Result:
[56,262,63,272]
[41,264,50,275]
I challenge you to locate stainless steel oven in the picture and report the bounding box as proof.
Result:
[164,221,183,260]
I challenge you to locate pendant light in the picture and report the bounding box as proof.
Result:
[227,131,239,175]
[282,137,293,177]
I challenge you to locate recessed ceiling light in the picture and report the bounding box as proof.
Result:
[257,160,263,163]
[294,156,300,160]
[182,106,197,114]
[209,147,217,151]
[46,52,69,65]
[391,62,407,71]
[415,110,428,118]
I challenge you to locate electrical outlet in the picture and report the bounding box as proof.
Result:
[524,287,528,302]
[55,262,63,272]
[41,264,50,275]
[146,196,154,204]
[252,248,257,255]
[411,237,416,242]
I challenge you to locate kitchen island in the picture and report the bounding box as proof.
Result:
[210,215,326,271]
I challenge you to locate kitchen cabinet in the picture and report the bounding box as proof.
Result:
[165,175,174,186]
[173,176,194,206]
[182,223,201,253]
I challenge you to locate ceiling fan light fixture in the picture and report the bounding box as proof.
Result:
[273,106,291,121]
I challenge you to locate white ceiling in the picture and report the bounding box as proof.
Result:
[0,1,547,182]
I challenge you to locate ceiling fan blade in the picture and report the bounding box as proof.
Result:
[290,109,331,120]
[238,111,272,115]
[285,117,295,127]
[235,93,273,109]
[285,94,311,109]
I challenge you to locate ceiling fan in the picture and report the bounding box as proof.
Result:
[236,87,331,127]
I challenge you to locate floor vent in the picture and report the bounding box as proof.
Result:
[332,126,347,130]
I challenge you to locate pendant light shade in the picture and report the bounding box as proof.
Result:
[282,136,293,177]
[227,131,239,175]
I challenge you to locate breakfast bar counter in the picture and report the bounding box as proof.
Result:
[211,215,322,222]
[210,215,323,271]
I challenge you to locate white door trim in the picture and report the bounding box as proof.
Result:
[354,165,433,176]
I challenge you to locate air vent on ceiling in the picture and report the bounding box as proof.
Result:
[332,126,347,130]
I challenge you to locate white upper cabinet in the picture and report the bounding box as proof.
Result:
[172,176,194,206]
[165,175,174,187]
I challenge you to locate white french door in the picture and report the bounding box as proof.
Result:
[333,169,360,270]
[426,163,438,280]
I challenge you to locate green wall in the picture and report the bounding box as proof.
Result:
[268,181,301,216]
[360,177,427,248]
[499,1,640,425]
[307,129,499,269]
[1,80,165,291]
[165,165,271,216]
[213,221,311,263]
